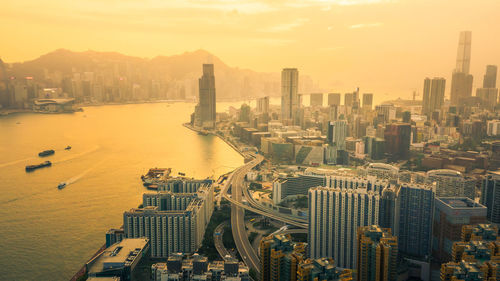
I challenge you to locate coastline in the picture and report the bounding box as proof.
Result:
[182,123,247,158]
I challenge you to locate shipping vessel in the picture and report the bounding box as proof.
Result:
[25,161,52,172]
[38,150,55,157]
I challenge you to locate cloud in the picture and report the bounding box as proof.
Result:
[261,18,310,32]
[349,22,383,29]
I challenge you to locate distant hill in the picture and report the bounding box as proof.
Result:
[7,49,284,100]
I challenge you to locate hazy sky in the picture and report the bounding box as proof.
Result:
[1,0,499,100]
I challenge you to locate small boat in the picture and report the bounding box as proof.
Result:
[26,161,52,172]
[178,172,186,176]
[38,150,55,157]
[58,182,67,189]
[65,146,72,150]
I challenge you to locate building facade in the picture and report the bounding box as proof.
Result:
[357,225,398,281]
[395,183,435,259]
[308,187,380,269]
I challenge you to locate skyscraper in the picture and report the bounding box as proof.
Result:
[362,93,373,110]
[422,77,446,117]
[0,59,10,108]
[328,93,341,106]
[344,93,354,107]
[124,179,214,258]
[384,123,411,161]
[310,93,323,107]
[327,120,347,149]
[395,183,435,259]
[260,234,306,281]
[450,31,473,105]
[197,64,216,128]
[483,65,497,88]
[308,187,380,269]
[357,225,398,281]
[281,68,299,122]
[477,65,499,109]
[480,171,500,223]
[455,31,472,74]
[257,96,270,114]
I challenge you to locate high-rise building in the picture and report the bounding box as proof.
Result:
[327,120,347,149]
[455,31,472,74]
[384,123,411,161]
[123,179,214,258]
[432,198,487,262]
[476,88,498,109]
[426,169,476,199]
[362,93,373,110]
[422,77,446,117]
[328,93,341,106]
[281,68,299,122]
[483,65,498,88]
[395,183,435,259]
[260,234,306,281]
[480,171,500,223]
[310,93,323,107]
[196,64,216,128]
[344,93,354,107]
[380,186,397,231]
[308,187,380,269]
[0,59,10,108]
[272,174,325,204]
[356,225,398,281]
[450,31,473,106]
[258,96,270,114]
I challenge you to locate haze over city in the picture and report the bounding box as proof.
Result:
[2,1,500,281]
[2,0,500,98]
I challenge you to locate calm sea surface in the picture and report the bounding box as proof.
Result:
[0,102,244,281]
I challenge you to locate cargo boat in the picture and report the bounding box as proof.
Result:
[26,161,52,172]
[38,150,55,157]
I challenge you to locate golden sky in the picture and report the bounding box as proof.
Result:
[1,0,499,99]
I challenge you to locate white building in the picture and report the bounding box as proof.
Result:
[487,120,500,136]
[427,169,475,199]
[308,187,380,269]
[124,180,214,258]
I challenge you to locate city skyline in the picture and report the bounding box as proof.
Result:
[3,1,500,280]
[2,0,500,99]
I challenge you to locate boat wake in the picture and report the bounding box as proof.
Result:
[63,158,108,187]
[52,145,100,164]
[0,157,36,169]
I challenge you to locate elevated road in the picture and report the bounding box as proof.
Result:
[213,221,233,259]
[221,153,309,275]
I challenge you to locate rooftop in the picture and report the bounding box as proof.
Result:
[88,238,149,275]
[438,197,486,209]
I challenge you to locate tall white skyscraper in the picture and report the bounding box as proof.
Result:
[451,31,473,105]
[327,120,347,150]
[455,31,472,74]
[281,68,299,122]
[308,187,380,269]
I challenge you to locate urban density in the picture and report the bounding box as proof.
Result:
[2,4,500,281]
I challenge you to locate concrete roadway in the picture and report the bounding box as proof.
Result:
[221,154,309,275]
[213,221,233,259]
